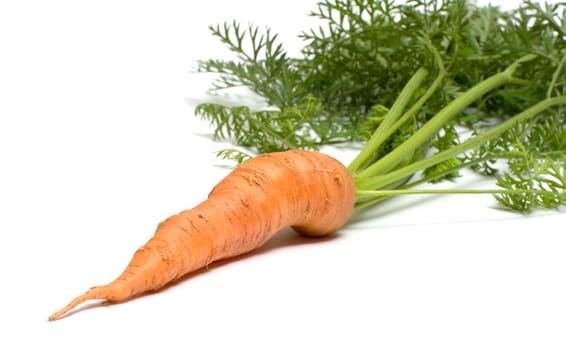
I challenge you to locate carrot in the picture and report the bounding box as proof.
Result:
[48,149,355,321]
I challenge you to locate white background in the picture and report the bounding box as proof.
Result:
[1,0,564,349]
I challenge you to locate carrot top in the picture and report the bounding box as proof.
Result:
[195,0,566,213]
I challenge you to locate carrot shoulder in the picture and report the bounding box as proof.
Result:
[49,150,356,321]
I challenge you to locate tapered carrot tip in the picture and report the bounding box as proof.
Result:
[48,286,110,321]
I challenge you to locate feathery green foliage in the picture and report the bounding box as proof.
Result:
[195,0,566,212]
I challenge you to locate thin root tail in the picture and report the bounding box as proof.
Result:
[48,286,109,321]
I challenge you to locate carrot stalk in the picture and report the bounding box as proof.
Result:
[48,150,355,321]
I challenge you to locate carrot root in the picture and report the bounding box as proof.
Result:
[49,150,356,321]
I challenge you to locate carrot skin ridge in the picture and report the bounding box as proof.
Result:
[49,150,355,321]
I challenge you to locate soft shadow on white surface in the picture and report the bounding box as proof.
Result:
[51,227,343,321]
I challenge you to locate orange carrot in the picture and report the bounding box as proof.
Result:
[49,149,355,321]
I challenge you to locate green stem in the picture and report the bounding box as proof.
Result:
[356,188,550,197]
[354,187,562,210]
[348,67,429,173]
[386,71,446,146]
[547,53,566,99]
[355,60,525,181]
[356,95,566,192]
[353,69,447,174]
